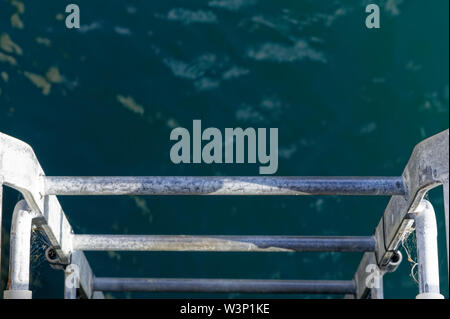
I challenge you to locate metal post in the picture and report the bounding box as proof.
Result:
[65,250,105,299]
[3,200,34,299]
[93,278,356,295]
[44,176,405,196]
[443,180,449,271]
[353,252,384,299]
[0,178,3,282]
[414,200,444,299]
[370,275,384,299]
[64,265,79,299]
[72,235,376,253]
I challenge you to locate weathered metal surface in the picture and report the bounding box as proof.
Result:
[0,178,3,281]
[68,250,97,299]
[353,252,384,299]
[72,235,375,252]
[370,276,384,299]
[413,200,443,297]
[375,129,449,267]
[94,277,356,294]
[4,201,35,298]
[64,268,77,300]
[0,133,73,263]
[444,180,449,268]
[44,176,405,196]
[92,291,105,299]
[382,251,402,274]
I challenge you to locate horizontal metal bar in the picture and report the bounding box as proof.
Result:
[93,277,356,294]
[44,176,405,196]
[72,235,376,252]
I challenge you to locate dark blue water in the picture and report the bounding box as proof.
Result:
[0,0,448,298]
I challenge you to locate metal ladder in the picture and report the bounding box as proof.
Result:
[0,129,448,299]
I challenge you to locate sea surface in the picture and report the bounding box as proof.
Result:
[0,0,448,298]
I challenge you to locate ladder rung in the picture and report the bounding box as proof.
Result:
[44,176,405,196]
[93,278,356,294]
[72,235,376,252]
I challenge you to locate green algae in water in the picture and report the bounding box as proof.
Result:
[0,52,17,66]
[24,71,51,95]
[117,95,145,115]
[0,33,23,55]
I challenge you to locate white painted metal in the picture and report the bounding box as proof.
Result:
[0,132,94,298]
[0,133,73,262]
[353,252,385,299]
[416,292,444,299]
[374,130,449,268]
[0,177,3,280]
[444,180,449,269]
[3,200,35,299]
[414,200,444,299]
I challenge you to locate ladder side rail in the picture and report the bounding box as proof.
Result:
[0,178,3,282]
[373,130,448,268]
